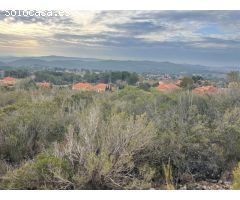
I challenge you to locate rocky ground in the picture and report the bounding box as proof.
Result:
[179,180,232,190]
[176,170,234,190]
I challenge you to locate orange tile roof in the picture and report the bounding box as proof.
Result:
[157,83,180,91]
[2,76,16,81]
[94,83,108,90]
[0,76,16,85]
[192,86,218,94]
[72,82,94,90]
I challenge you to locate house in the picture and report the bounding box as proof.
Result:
[72,82,115,92]
[192,86,218,94]
[0,76,16,86]
[93,83,110,92]
[72,82,94,91]
[156,82,180,92]
[36,82,51,88]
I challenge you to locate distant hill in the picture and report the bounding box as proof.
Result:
[8,58,49,67]
[0,61,8,67]
[0,55,233,75]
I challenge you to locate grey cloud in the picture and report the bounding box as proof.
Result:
[1,10,240,66]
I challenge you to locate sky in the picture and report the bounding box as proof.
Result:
[0,10,240,66]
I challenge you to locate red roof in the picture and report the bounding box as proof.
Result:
[72,82,94,90]
[2,77,16,81]
[94,83,108,90]
[192,86,218,94]
[157,83,180,91]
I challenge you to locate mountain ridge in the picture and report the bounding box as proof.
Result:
[0,56,233,75]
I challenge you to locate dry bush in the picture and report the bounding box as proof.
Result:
[53,106,156,189]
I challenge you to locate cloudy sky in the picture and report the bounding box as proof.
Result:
[0,10,240,66]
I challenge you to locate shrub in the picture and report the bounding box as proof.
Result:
[2,85,240,189]
[0,154,73,189]
[233,163,240,189]
[52,106,156,189]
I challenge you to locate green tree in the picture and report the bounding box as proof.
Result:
[127,72,139,85]
[180,76,194,89]
[192,75,203,84]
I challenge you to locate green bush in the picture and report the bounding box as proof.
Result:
[233,163,240,189]
[1,85,240,189]
[0,154,72,189]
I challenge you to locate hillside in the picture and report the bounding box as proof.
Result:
[0,56,224,75]
[0,61,8,67]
